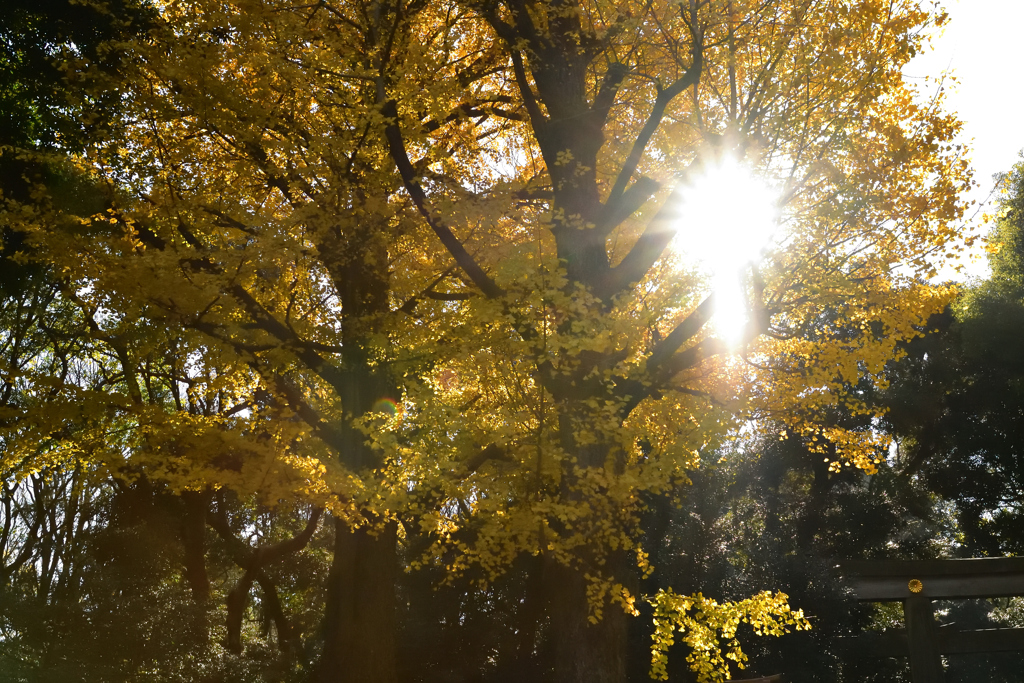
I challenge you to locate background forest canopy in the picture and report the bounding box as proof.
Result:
[5,0,1023,682]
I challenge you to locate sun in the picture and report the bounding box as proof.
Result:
[672,156,780,346]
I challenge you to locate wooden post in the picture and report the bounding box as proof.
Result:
[904,594,943,683]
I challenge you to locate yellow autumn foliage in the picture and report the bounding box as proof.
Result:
[1,0,971,679]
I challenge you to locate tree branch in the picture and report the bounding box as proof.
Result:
[591,62,628,132]
[594,187,684,299]
[267,372,349,456]
[255,572,294,651]
[256,507,323,565]
[508,50,546,133]
[606,47,703,208]
[425,291,473,301]
[227,285,349,393]
[381,100,504,299]
[658,337,726,380]
[645,294,716,374]
[460,443,511,475]
[213,504,323,653]
[595,175,660,238]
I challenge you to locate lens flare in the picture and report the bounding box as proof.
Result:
[372,398,400,417]
[673,156,779,346]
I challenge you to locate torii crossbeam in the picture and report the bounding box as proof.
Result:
[841,558,1024,682]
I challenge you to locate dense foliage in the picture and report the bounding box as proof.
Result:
[5,1,1021,682]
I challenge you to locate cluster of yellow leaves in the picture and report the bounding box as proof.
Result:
[1,0,974,675]
[649,589,811,682]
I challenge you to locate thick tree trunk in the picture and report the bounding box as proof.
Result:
[179,489,211,645]
[545,558,629,683]
[180,490,211,603]
[316,516,398,683]
[515,553,547,661]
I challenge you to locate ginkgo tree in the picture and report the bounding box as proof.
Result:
[1,0,973,682]
[376,1,970,681]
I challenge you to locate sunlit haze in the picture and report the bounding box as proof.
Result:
[673,157,780,346]
[905,0,1024,280]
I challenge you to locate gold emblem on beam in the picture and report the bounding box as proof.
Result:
[908,579,924,594]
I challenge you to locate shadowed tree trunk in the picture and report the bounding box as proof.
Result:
[545,557,630,683]
[179,489,213,645]
[316,517,398,683]
[256,573,294,652]
[180,490,211,604]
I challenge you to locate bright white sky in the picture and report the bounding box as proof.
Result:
[679,0,1022,322]
[906,0,1024,279]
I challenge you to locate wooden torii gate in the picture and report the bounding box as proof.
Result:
[840,558,1024,682]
